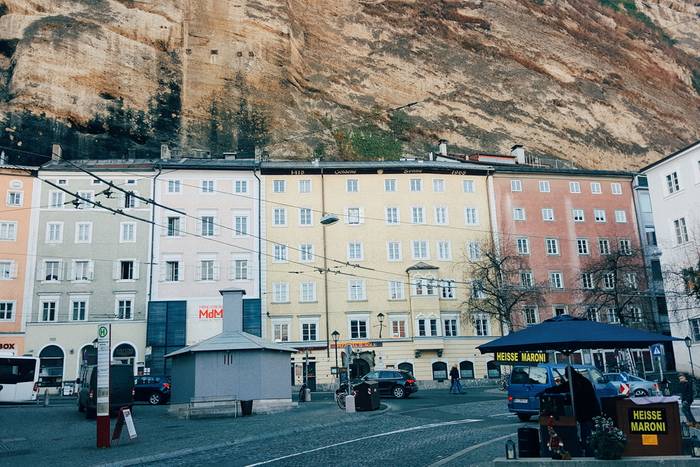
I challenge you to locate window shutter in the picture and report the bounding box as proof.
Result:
[88,261,95,280]
[213,263,220,281]
[159,262,166,282]
[344,208,349,224]
[177,261,184,281]
[10,261,17,279]
[179,216,186,236]
[160,215,167,236]
[214,218,220,236]
[70,261,77,281]
[133,262,140,280]
[113,261,120,280]
[195,264,201,281]
[39,261,45,281]
[59,260,66,281]
[359,208,365,224]
[229,260,236,280]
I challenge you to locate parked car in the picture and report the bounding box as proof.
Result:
[507,364,618,421]
[134,375,171,405]
[77,364,134,418]
[340,370,418,399]
[603,372,661,397]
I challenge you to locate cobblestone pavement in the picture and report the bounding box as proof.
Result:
[2,390,698,467]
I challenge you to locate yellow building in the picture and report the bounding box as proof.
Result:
[261,161,500,389]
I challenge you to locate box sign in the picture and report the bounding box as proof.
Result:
[494,351,548,364]
[198,305,223,320]
[628,407,667,434]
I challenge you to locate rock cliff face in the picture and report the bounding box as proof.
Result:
[0,0,699,168]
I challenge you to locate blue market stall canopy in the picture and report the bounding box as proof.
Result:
[477,315,680,354]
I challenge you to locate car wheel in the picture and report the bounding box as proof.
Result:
[149,392,161,405]
[633,389,648,397]
[392,386,406,399]
[517,413,531,422]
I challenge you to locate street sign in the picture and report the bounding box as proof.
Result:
[650,344,664,357]
[96,324,111,448]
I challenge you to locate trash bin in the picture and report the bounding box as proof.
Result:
[240,400,253,416]
[615,397,682,456]
[353,381,380,411]
[517,427,539,458]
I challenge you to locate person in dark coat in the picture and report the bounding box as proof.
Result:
[678,373,696,427]
[449,365,462,394]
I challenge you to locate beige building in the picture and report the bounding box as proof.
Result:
[260,161,499,388]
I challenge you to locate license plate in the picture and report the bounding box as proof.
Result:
[513,398,528,404]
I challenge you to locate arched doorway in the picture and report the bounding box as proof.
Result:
[113,343,136,371]
[432,361,448,381]
[459,360,475,379]
[487,360,500,378]
[398,362,414,375]
[39,345,64,387]
[80,345,97,366]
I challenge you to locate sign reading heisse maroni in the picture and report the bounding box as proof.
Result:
[628,407,668,434]
[198,305,223,319]
[494,351,548,364]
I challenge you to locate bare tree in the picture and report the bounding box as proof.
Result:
[462,239,545,334]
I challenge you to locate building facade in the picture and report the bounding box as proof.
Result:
[0,164,38,355]
[25,160,154,387]
[642,141,700,376]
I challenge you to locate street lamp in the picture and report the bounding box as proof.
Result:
[332,330,340,371]
[685,336,696,380]
[377,313,385,339]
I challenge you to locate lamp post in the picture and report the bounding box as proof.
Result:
[332,330,340,372]
[685,336,696,380]
[377,313,385,339]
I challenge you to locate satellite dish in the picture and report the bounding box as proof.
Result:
[320,213,339,225]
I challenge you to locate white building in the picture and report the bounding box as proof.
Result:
[642,141,700,376]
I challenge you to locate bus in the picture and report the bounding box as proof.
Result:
[0,356,40,403]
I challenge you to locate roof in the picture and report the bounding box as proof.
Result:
[640,140,700,173]
[159,158,258,170]
[490,165,634,178]
[260,159,492,174]
[165,330,296,358]
[40,159,158,172]
[406,262,439,272]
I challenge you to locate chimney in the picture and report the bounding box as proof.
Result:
[438,139,448,157]
[511,145,525,164]
[160,144,171,160]
[220,288,247,333]
[51,144,62,161]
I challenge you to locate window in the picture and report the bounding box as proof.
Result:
[432,179,445,192]
[124,192,137,209]
[234,215,248,236]
[581,273,594,289]
[545,238,559,255]
[438,240,452,260]
[0,301,13,321]
[299,208,312,226]
[346,179,359,192]
[460,361,475,379]
[300,282,316,302]
[554,306,568,316]
[391,318,407,338]
[674,218,689,244]
[347,242,363,261]
[273,208,287,226]
[513,208,526,221]
[348,280,366,301]
[388,281,405,300]
[116,298,133,320]
[471,280,485,299]
[611,182,622,195]
[77,191,94,209]
[350,318,368,339]
[347,207,361,225]
[444,318,458,336]
[412,240,429,260]
[0,222,17,240]
[384,179,396,192]
[690,319,700,341]
[549,272,563,289]
[569,181,581,193]
[665,172,680,194]
[511,180,522,192]
[538,180,550,192]
[409,179,422,192]
[72,260,91,281]
[201,216,215,236]
[165,261,180,282]
[467,241,480,261]
[619,239,632,255]
[46,222,63,243]
[385,207,399,224]
[7,191,22,206]
[272,180,286,193]
[417,318,439,336]
[572,209,585,222]
[411,207,425,224]
[273,321,289,342]
[577,238,589,255]
[463,180,475,193]
[599,238,610,255]
[520,271,533,288]
[516,237,530,255]
[614,210,627,223]
[625,273,638,290]
[49,191,64,208]
[298,179,311,193]
[301,321,317,341]
[387,241,401,261]
[273,244,288,262]
[629,306,643,323]
[440,280,455,299]
[201,180,215,193]
[416,278,437,296]
[41,300,57,322]
[434,207,448,225]
[590,182,602,194]
[300,244,314,262]
[607,308,619,324]
[272,283,289,303]
[541,208,554,221]
[0,261,11,280]
[120,260,134,280]
[44,261,61,281]
[233,259,248,280]
[167,179,181,193]
[594,209,606,223]
[75,222,92,243]
[464,207,479,225]
[70,298,88,321]
[474,314,490,336]
[587,307,599,322]
[234,179,248,193]
[524,307,538,325]
[603,272,615,289]
[120,222,136,242]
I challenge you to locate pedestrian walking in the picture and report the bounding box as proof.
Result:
[678,373,697,427]
[449,365,462,394]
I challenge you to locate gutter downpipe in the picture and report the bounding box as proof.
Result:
[148,164,162,304]
[254,164,263,338]
[321,167,330,358]
[486,167,505,336]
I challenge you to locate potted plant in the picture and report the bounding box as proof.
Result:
[588,416,627,460]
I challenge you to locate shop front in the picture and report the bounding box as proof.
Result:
[0,335,25,356]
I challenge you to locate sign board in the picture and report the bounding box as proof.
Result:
[330,366,346,375]
[628,407,668,434]
[112,407,138,442]
[494,351,549,365]
[650,344,664,357]
[96,324,110,416]
[198,305,223,319]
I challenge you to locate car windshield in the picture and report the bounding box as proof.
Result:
[606,373,623,382]
[628,375,646,382]
[510,366,530,384]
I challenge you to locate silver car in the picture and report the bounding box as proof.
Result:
[603,372,661,397]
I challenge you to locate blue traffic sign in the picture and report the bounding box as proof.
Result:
[650,344,664,356]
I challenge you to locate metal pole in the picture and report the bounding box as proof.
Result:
[566,353,578,442]
[689,346,696,380]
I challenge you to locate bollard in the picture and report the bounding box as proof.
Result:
[304,387,311,402]
[345,394,356,413]
[43,389,49,407]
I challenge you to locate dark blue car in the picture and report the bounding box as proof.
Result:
[134,375,171,405]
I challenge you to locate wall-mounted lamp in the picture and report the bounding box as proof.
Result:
[505,439,517,459]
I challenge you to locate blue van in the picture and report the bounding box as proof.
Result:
[507,364,618,421]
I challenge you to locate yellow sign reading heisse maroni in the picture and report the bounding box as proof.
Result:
[494,351,548,364]
[629,408,668,434]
